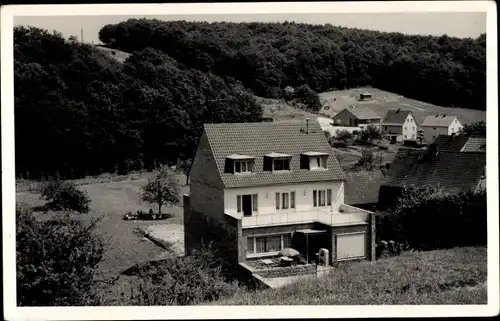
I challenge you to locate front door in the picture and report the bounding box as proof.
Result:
[242,194,252,216]
[307,232,327,263]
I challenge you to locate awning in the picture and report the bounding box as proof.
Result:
[265,152,292,158]
[302,151,329,157]
[296,229,327,235]
[226,154,254,160]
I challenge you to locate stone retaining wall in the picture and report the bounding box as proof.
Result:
[255,264,317,278]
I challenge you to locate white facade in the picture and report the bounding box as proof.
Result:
[422,118,463,143]
[222,181,373,228]
[401,113,418,140]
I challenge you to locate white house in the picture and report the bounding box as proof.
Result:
[381,109,418,142]
[184,119,376,266]
[420,114,463,143]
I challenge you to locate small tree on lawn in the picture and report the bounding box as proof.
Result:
[142,166,180,215]
[39,179,91,214]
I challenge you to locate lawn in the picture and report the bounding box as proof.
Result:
[16,171,189,278]
[257,96,319,121]
[215,246,487,305]
[318,87,486,125]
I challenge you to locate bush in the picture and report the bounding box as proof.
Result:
[376,186,487,251]
[126,247,239,305]
[294,84,321,111]
[39,180,91,213]
[403,140,421,148]
[16,206,105,306]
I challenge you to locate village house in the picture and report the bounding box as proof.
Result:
[420,114,463,143]
[380,109,418,142]
[184,119,376,269]
[377,134,486,211]
[331,105,382,128]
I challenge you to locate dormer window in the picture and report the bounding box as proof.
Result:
[225,154,255,174]
[264,152,292,172]
[300,152,329,170]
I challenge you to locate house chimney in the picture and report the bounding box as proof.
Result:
[435,114,439,118]
[442,114,446,118]
[396,108,400,113]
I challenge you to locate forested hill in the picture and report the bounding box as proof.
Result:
[99,19,486,111]
[14,26,262,179]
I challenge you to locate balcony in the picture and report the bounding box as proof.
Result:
[227,204,371,228]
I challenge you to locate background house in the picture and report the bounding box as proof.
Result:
[381,109,418,142]
[344,171,384,211]
[420,114,463,143]
[185,120,376,268]
[331,106,382,128]
[377,135,486,211]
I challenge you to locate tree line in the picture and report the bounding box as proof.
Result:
[99,19,486,110]
[14,26,262,179]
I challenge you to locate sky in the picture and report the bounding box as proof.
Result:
[14,12,486,44]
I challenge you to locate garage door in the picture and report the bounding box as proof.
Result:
[336,233,367,260]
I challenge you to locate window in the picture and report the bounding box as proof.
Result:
[237,194,258,216]
[433,127,437,130]
[274,158,290,171]
[234,160,253,173]
[412,134,415,139]
[413,126,415,130]
[313,189,332,207]
[309,156,327,169]
[276,191,296,210]
[385,126,388,131]
[247,233,293,255]
[451,128,455,133]
[404,135,407,139]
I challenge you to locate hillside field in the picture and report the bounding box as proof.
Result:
[215,246,487,305]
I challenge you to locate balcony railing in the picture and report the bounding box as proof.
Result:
[237,208,370,228]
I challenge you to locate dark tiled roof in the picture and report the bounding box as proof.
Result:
[343,106,382,120]
[432,135,469,152]
[381,148,486,193]
[461,137,487,153]
[381,109,412,125]
[204,120,346,188]
[344,171,385,205]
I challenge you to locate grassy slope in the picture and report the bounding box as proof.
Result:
[16,171,189,278]
[215,247,487,305]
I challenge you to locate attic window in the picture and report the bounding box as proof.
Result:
[300,152,329,170]
[225,154,255,174]
[264,152,292,172]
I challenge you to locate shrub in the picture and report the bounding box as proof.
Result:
[127,247,239,305]
[39,180,91,213]
[359,125,382,142]
[376,186,487,251]
[16,206,105,306]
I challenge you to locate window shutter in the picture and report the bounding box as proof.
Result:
[252,194,258,211]
[237,195,242,213]
[327,189,332,205]
[290,191,296,209]
[263,156,272,171]
[313,190,317,207]
[224,158,234,173]
[275,193,280,210]
[300,154,309,169]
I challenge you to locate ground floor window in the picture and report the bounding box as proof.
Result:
[247,233,292,256]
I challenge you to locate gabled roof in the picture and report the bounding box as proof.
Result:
[421,115,458,127]
[432,135,470,152]
[337,106,382,120]
[203,120,345,188]
[461,137,487,153]
[344,171,385,205]
[381,109,413,125]
[380,148,486,193]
